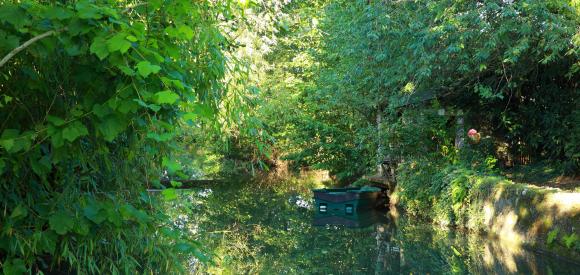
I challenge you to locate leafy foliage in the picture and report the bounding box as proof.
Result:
[0,0,252,273]
[256,0,579,181]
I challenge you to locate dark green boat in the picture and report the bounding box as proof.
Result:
[312,186,382,216]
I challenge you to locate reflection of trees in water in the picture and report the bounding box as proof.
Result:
[183,180,578,274]
[374,220,401,274]
[396,221,578,275]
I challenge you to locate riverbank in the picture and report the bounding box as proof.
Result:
[393,168,580,261]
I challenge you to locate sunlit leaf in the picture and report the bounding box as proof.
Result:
[154,90,180,104]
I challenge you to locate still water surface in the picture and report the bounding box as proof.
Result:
[176,179,579,274]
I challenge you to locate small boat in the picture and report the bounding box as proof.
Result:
[312,186,383,216]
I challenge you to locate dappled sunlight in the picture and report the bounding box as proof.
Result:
[482,235,525,273]
[483,202,494,225]
[490,210,523,244]
[541,192,580,216]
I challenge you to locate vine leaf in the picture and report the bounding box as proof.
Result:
[107,33,131,53]
[76,2,102,19]
[73,218,91,236]
[0,129,18,151]
[49,210,74,235]
[83,202,107,224]
[154,90,180,105]
[136,61,161,78]
[97,116,126,142]
[61,121,88,142]
[46,115,66,126]
[134,99,161,112]
[90,36,109,60]
[45,6,74,20]
[0,129,32,153]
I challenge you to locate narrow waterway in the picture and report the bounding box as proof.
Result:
[170,178,580,274]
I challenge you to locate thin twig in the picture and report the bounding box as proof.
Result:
[0,28,66,68]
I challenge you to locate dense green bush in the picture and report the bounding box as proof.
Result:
[0,0,251,273]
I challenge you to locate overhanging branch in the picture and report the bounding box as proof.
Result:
[0,28,65,68]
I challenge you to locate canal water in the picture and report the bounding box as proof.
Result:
[171,178,580,274]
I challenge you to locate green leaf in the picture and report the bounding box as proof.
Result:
[451,245,462,256]
[92,104,111,118]
[47,125,64,148]
[117,65,136,76]
[61,121,88,142]
[73,218,90,236]
[49,210,74,235]
[162,156,181,173]
[106,208,122,227]
[120,204,138,221]
[563,233,578,249]
[90,36,109,60]
[116,99,139,114]
[2,258,27,275]
[154,90,180,105]
[30,155,51,176]
[76,1,102,19]
[46,115,66,126]
[97,115,127,142]
[0,129,18,151]
[68,18,92,36]
[136,61,161,78]
[10,204,28,220]
[0,34,19,52]
[146,132,174,142]
[161,188,178,201]
[0,4,31,30]
[178,25,194,40]
[170,180,182,188]
[83,201,106,224]
[107,33,132,53]
[0,129,30,153]
[547,229,559,245]
[160,77,185,90]
[182,112,198,122]
[45,6,74,20]
[193,104,214,119]
[120,204,150,224]
[150,0,163,9]
[134,99,161,112]
[34,231,57,254]
[126,35,138,42]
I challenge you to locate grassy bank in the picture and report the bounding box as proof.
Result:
[394,163,580,260]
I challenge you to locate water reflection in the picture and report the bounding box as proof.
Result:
[313,210,388,228]
[178,181,580,274]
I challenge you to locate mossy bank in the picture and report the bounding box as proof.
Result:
[393,164,580,261]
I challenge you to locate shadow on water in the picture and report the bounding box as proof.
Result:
[174,179,580,274]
